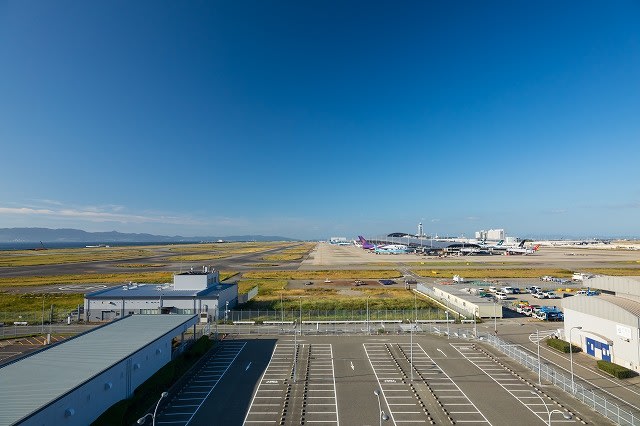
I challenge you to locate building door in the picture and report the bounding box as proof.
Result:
[585,337,611,362]
[586,337,595,356]
[601,343,612,362]
[101,310,116,321]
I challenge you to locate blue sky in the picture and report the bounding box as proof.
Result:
[1,1,639,239]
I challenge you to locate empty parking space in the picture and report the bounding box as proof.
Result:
[451,343,578,425]
[244,342,338,425]
[156,340,246,426]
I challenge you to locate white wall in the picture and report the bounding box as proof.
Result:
[21,337,173,425]
[564,308,640,372]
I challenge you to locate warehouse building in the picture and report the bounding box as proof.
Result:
[417,283,502,319]
[0,314,198,426]
[85,267,237,322]
[562,276,640,372]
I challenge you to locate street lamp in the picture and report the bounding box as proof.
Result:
[293,323,298,383]
[299,297,303,336]
[493,299,498,334]
[225,301,229,323]
[569,326,583,392]
[373,389,390,426]
[529,391,572,425]
[137,391,169,425]
[407,319,414,381]
[366,297,370,335]
[445,311,450,339]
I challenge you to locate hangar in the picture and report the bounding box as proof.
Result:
[84,267,237,322]
[562,276,640,372]
[0,314,198,426]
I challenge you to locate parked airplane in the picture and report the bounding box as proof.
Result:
[357,236,408,254]
[505,244,541,255]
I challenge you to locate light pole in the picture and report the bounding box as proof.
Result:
[529,391,572,425]
[137,391,169,425]
[281,293,284,323]
[536,327,542,385]
[366,297,370,335]
[293,323,297,383]
[408,319,414,381]
[225,301,229,323]
[569,326,583,392]
[299,297,303,336]
[493,299,498,334]
[474,308,478,338]
[445,311,450,339]
[41,295,45,334]
[373,389,390,426]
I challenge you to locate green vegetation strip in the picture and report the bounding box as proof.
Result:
[0,292,84,313]
[596,360,638,379]
[92,336,215,426]
[546,338,581,353]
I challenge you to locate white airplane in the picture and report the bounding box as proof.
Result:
[505,244,541,255]
[374,244,409,254]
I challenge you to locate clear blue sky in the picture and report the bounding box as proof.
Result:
[1,1,639,239]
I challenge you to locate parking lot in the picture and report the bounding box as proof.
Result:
[153,334,612,426]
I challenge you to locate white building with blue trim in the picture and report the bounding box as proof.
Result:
[84,267,237,322]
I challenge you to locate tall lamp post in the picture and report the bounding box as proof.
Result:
[137,391,169,425]
[373,389,390,426]
[493,299,498,334]
[445,311,450,339]
[366,297,370,335]
[293,323,298,383]
[407,319,414,381]
[569,326,583,392]
[529,391,572,425]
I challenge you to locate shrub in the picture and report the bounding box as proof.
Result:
[597,360,638,379]
[546,338,581,354]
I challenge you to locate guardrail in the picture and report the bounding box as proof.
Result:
[486,334,639,426]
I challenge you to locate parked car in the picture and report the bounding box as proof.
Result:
[533,291,546,299]
[501,286,515,294]
[544,291,560,299]
[495,291,508,300]
[527,286,542,294]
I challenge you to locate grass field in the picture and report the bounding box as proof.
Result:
[0,247,154,267]
[0,292,85,313]
[0,271,238,288]
[262,243,315,261]
[242,270,403,280]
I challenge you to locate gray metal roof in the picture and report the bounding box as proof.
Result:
[586,276,640,297]
[0,314,197,425]
[86,283,234,299]
[563,294,640,328]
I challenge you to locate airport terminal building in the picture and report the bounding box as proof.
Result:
[562,276,640,372]
[84,267,237,322]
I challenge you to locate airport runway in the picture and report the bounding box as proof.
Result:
[154,334,613,426]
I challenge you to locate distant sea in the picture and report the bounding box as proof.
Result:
[0,241,200,251]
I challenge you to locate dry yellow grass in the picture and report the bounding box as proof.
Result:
[0,248,154,267]
[242,270,402,280]
[412,268,575,278]
[168,254,230,262]
[0,271,238,288]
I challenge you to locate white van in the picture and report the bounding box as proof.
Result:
[501,286,515,294]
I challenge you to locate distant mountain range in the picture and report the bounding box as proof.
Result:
[0,228,297,243]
